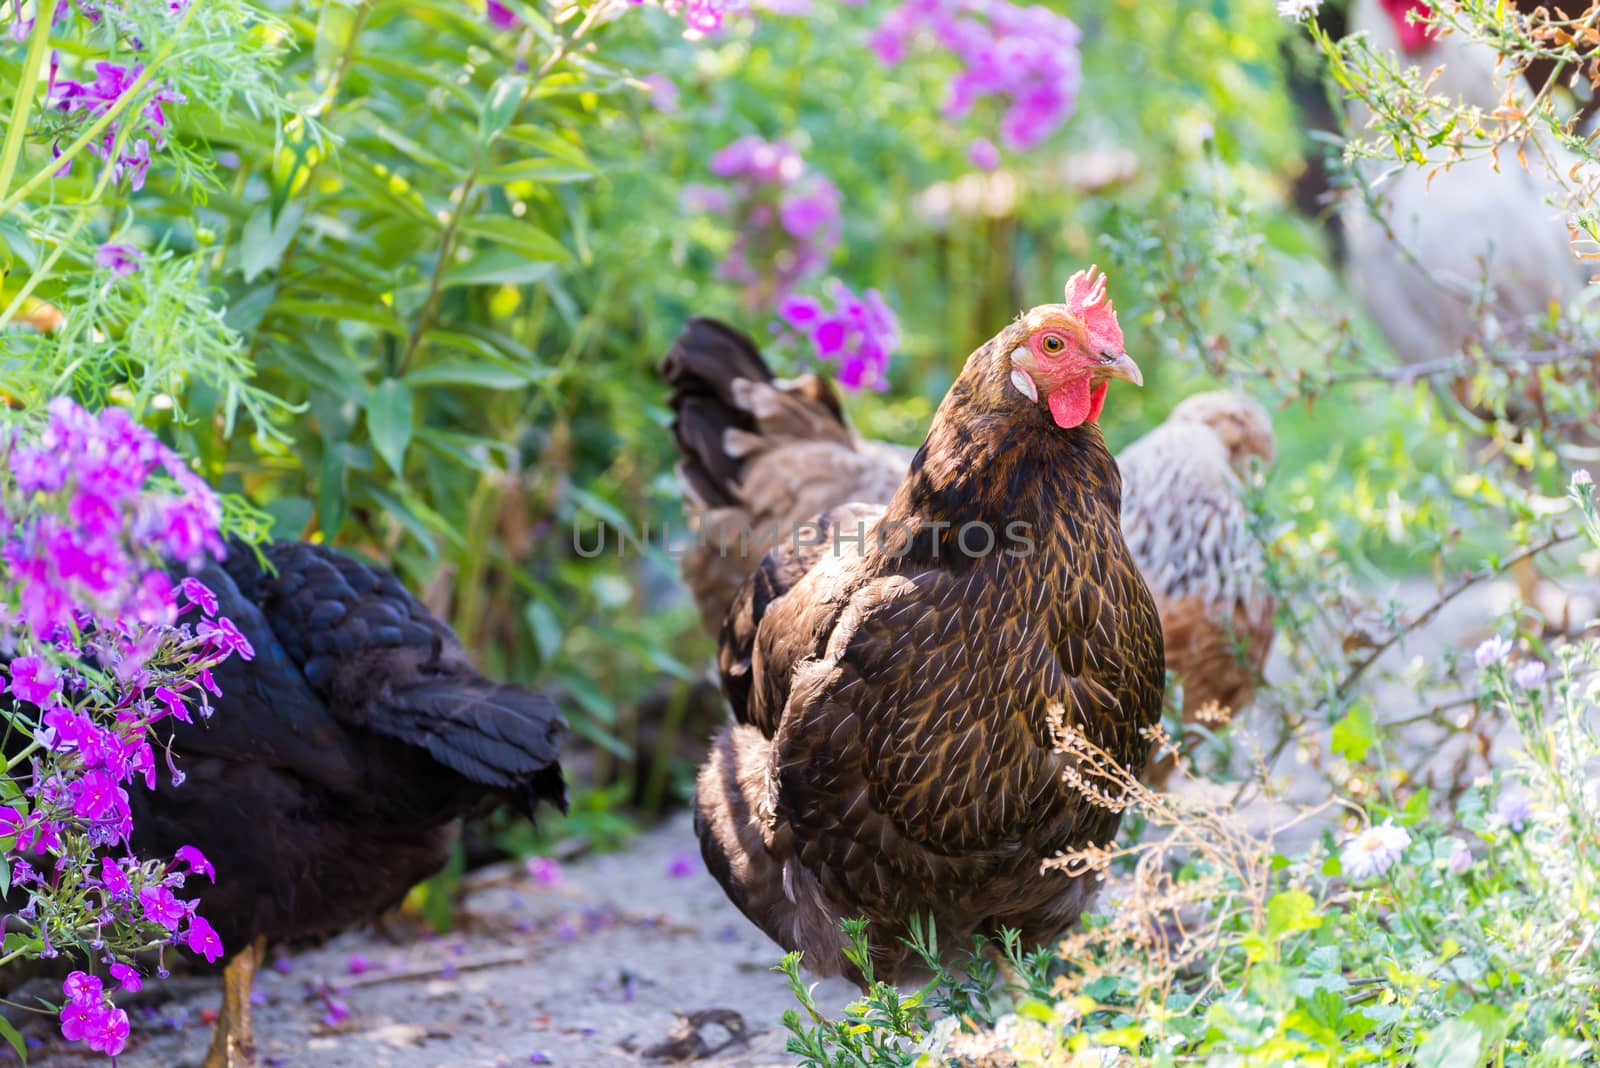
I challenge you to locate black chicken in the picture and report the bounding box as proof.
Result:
[94,540,565,1065]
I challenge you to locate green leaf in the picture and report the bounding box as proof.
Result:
[479,159,597,185]
[405,360,533,389]
[239,204,302,284]
[367,379,414,475]
[524,600,564,666]
[0,854,9,899]
[1265,890,1322,940]
[0,1015,25,1064]
[1414,1020,1483,1068]
[439,248,556,289]
[314,2,360,79]
[1331,704,1377,762]
[479,74,529,148]
[318,448,347,538]
[458,218,570,262]
[503,124,596,170]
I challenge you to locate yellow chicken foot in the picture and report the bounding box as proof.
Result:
[201,935,265,1068]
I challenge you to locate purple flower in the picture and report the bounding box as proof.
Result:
[641,73,679,113]
[1444,836,1472,874]
[1495,790,1532,833]
[1513,660,1547,689]
[526,856,562,886]
[49,62,185,190]
[486,0,518,28]
[779,179,841,241]
[175,844,215,882]
[346,953,373,975]
[9,655,60,705]
[185,915,224,963]
[967,137,1000,171]
[138,885,186,930]
[666,851,699,878]
[197,617,255,661]
[63,972,102,1004]
[109,962,143,993]
[780,281,900,391]
[871,0,1080,151]
[152,684,192,723]
[94,242,143,277]
[100,857,131,896]
[1474,635,1513,669]
[85,1004,130,1056]
[178,576,219,616]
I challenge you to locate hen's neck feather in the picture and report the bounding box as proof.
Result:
[882,345,1123,545]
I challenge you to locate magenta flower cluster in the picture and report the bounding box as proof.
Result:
[49,59,185,191]
[870,0,1081,155]
[779,281,900,392]
[684,136,841,309]
[2,400,247,1057]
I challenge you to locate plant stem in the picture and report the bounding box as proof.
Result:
[0,0,61,205]
[0,121,127,332]
[392,6,603,378]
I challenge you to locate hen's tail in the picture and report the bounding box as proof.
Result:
[661,317,852,510]
[371,672,568,819]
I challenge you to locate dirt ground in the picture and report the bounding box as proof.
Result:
[17,574,1588,1067]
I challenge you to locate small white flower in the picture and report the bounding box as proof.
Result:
[1276,0,1320,20]
[1340,819,1412,881]
[1474,634,1513,669]
[1573,469,1594,490]
[1513,659,1547,689]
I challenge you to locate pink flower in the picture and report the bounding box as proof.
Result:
[526,856,562,886]
[486,0,518,28]
[185,914,225,963]
[94,242,144,277]
[9,654,60,705]
[967,137,1000,171]
[176,844,216,882]
[109,962,143,993]
[780,281,900,391]
[138,884,186,930]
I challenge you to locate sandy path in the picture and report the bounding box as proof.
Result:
[21,815,856,1068]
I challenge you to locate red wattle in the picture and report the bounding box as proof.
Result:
[1088,382,1108,424]
[1048,377,1092,428]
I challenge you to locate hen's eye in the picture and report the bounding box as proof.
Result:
[1041,334,1064,355]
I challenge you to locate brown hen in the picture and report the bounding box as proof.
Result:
[666,270,1165,982]
[1117,392,1277,786]
[665,333,1276,793]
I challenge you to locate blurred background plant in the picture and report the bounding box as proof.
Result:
[5,0,1600,1059]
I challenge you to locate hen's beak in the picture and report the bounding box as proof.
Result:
[1099,352,1143,387]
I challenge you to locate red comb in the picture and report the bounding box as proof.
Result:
[1063,265,1113,317]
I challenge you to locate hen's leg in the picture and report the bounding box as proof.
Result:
[201,936,265,1068]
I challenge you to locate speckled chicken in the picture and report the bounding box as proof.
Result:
[1117,392,1277,786]
[666,270,1165,982]
[129,540,566,1065]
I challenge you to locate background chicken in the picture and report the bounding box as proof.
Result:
[663,318,915,637]
[1343,0,1589,372]
[1341,0,1594,608]
[665,332,1276,789]
[668,270,1164,981]
[63,540,566,1066]
[1117,392,1277,786]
